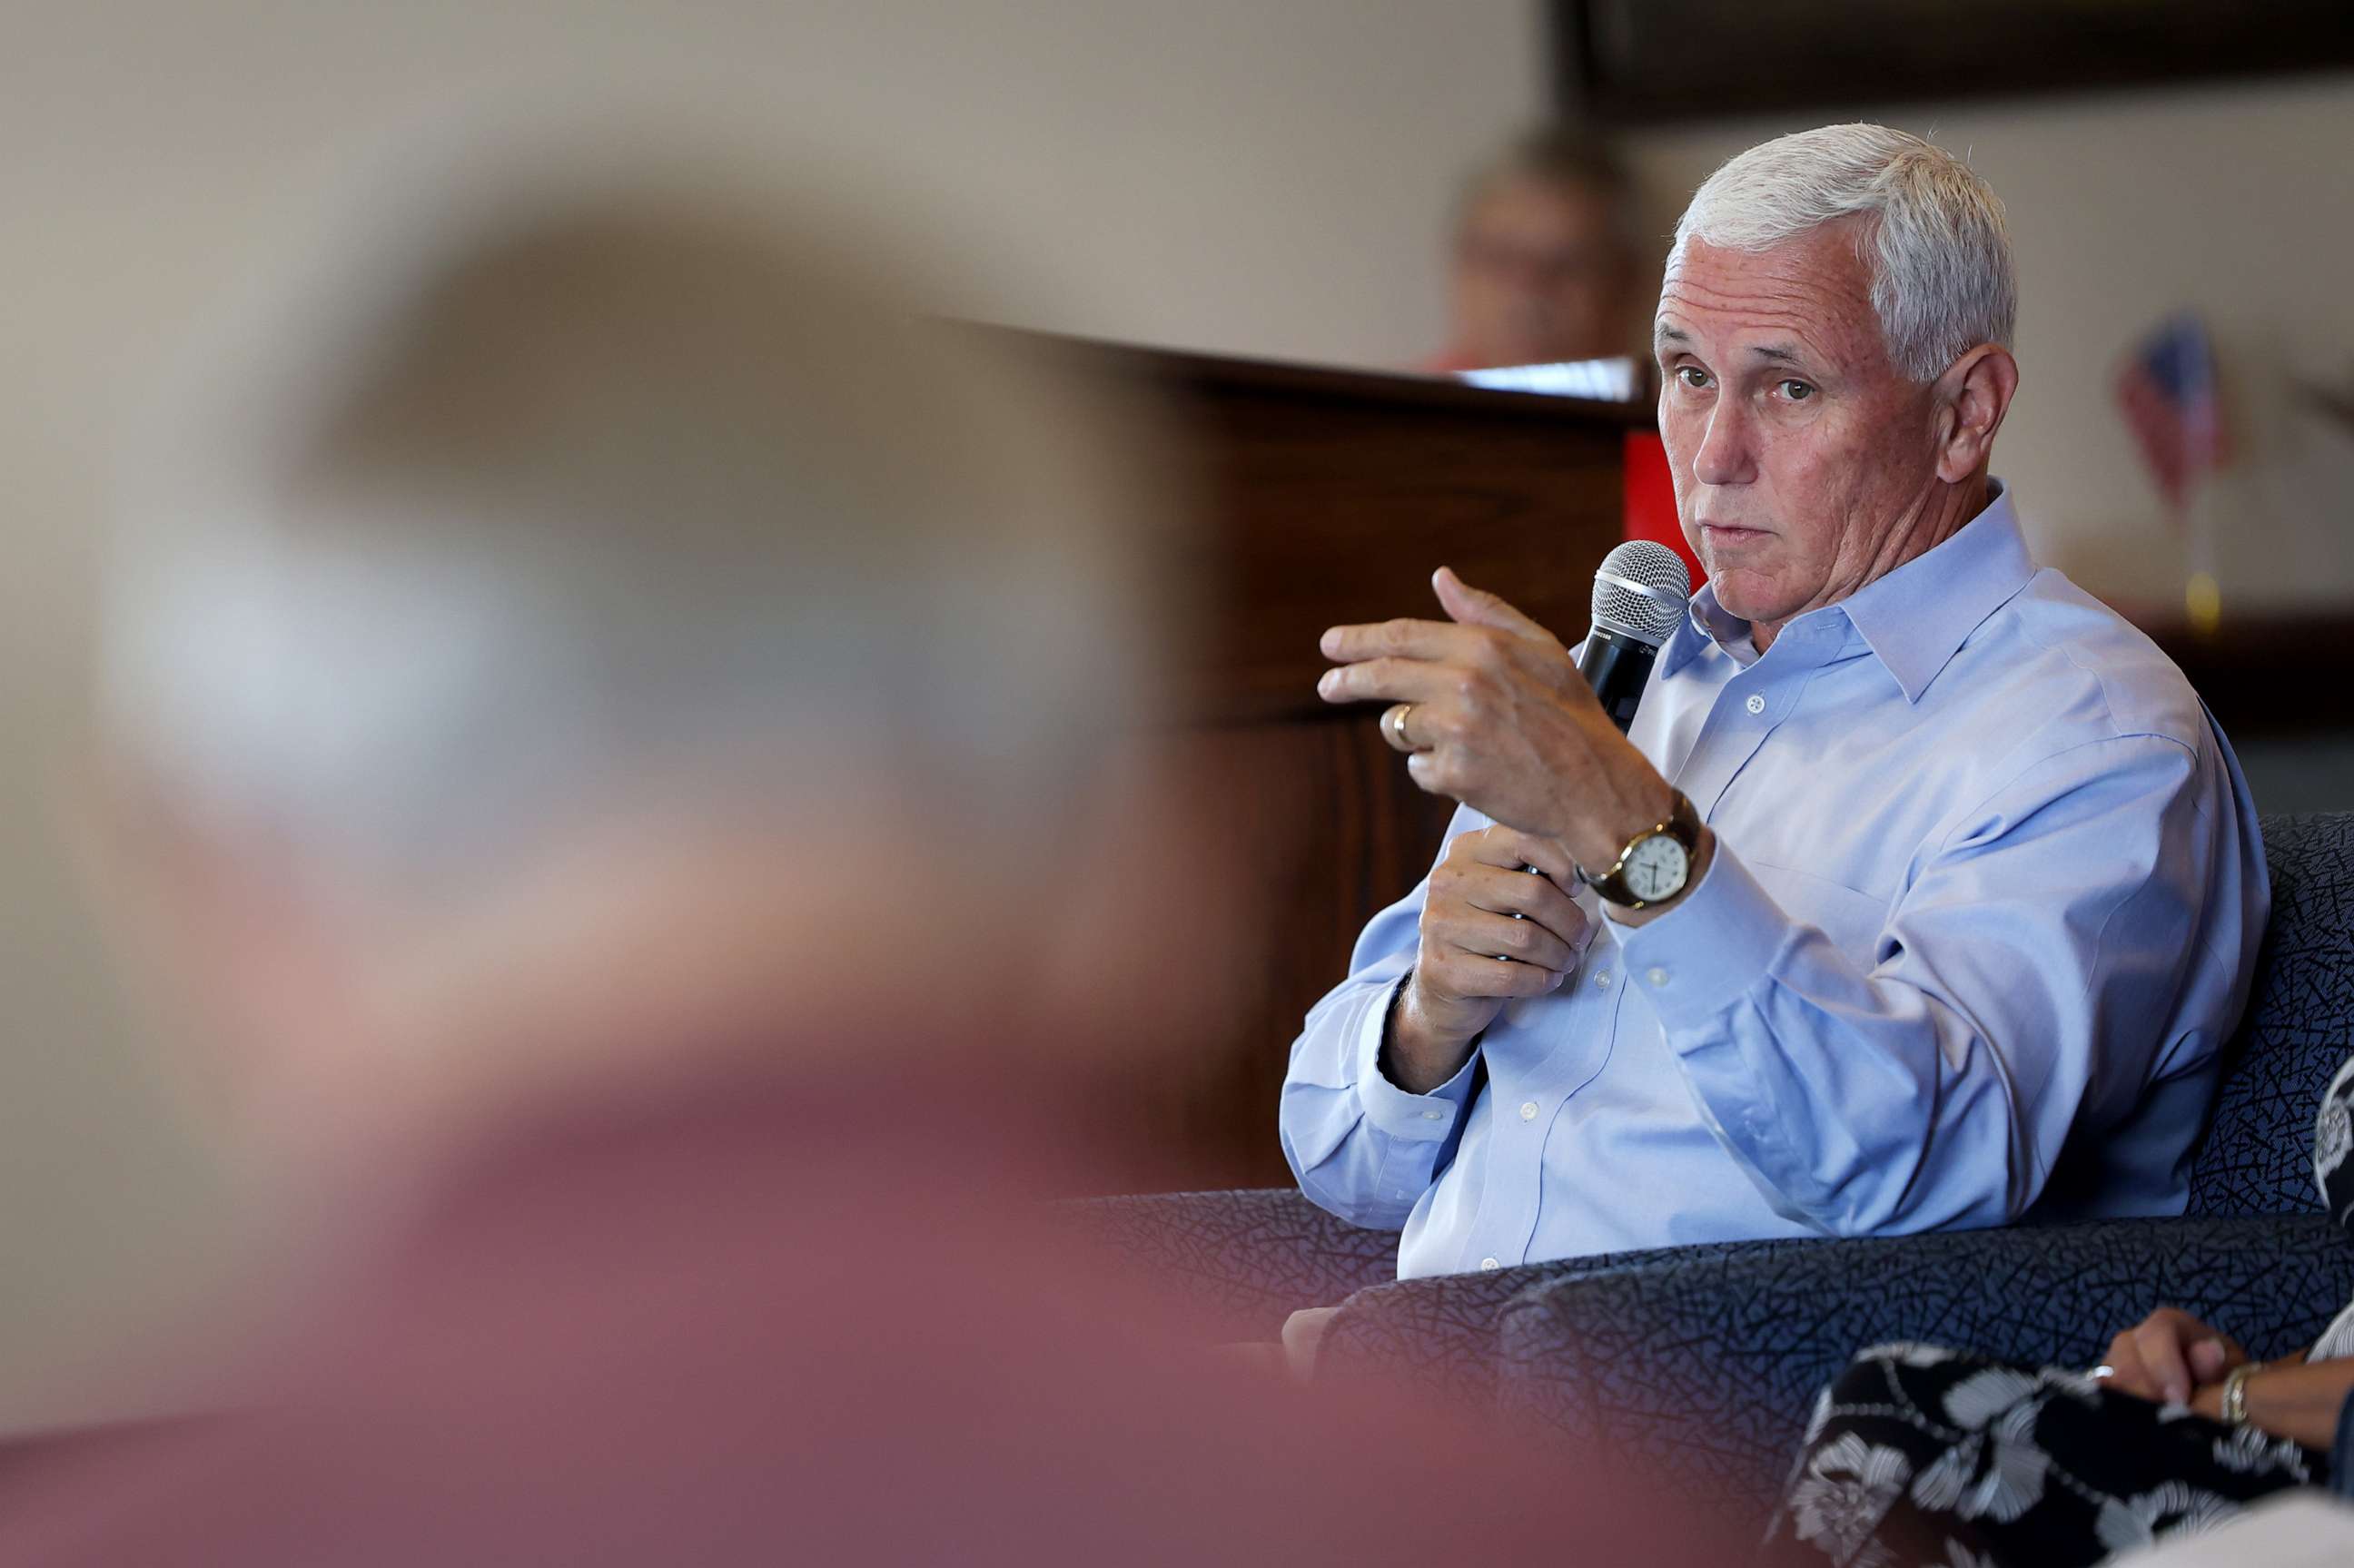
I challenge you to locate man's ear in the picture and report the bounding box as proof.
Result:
[1933,345,2019,485]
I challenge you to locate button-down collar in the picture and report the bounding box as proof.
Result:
[1657,480,2039,703]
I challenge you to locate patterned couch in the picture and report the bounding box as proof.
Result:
[1073,812,2354,1535]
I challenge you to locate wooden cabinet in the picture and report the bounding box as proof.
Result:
[998,335,1644,1190]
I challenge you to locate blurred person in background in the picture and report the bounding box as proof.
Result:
[0,136,1724,1564]
[1423,124,1645,374]
[1423,125,1698,585]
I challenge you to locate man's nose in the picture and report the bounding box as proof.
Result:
[1691,400,1753,488]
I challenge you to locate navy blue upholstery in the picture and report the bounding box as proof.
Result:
[1056,1188,1396,1343]
[1494,1216,2354,1538]
[1314,1239,1786,1405]
[1475,812,2354,1537]
[2186,812,2354,1217]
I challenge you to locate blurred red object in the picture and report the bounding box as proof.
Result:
[1622,429,1703,587]
[0,1059,1733,1566]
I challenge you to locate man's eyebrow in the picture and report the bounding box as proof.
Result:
[1651,324,1691,350]
[1745,342,1807,366]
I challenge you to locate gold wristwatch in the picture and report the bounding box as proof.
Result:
[1578,789,1703,911]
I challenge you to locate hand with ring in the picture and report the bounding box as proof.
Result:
[1382,702,1426,754]
[1318,567,1679,884]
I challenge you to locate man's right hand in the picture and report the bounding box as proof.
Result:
[1385,825,1589,1094]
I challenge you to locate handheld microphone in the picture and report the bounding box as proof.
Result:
[1511,540,1695,912]
[1578,540,1691,735]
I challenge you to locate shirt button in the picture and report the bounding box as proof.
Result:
[1647,966,1670,988]
[1593,969,1613,989]
[1480,1257,1501,1271]
[1420,1109,1444,1121]
[1519,1100,1538,1121]
[1745,693,1766,715]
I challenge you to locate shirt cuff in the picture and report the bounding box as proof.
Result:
[1352,973,1480,1141]
[1608,843,1791,1033]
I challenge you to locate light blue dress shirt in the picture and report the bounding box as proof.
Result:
[1281,484,2268,1280]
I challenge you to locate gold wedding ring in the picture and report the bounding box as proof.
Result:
[1383,702,1418,754]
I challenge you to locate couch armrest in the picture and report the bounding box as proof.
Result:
[1315,1238,1796,1406]
[1493,1215,2354,1537]
[1054,1188,1400,1342]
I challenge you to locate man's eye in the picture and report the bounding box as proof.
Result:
[1778,379,1815,401]
[1676,366,1710,389]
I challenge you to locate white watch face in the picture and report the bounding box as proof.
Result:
[1622,833,1689,902]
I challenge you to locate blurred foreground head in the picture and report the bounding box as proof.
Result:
[97,146,1195,1182]
[27,137,1724,1568]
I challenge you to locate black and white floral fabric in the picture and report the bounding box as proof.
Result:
[2311,1052,2354,1362]
[1763,1050,2354,1567]
[1758,1343,2319,1566]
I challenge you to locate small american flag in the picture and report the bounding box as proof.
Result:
[2114,313,2229,514]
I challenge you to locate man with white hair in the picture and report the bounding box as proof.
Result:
[1290,124,2267,1279]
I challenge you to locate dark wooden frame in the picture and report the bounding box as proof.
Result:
[1550,1,2354,124]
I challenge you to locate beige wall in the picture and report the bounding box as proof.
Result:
[1622,75,2354,615]
[0,0,1545,1426]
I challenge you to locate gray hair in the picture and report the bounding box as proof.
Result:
[103,159,1174,899]
[1671,123,2015,382]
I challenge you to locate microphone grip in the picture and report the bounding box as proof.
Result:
[1577,626,1662,736]
[1506,627,1663,918]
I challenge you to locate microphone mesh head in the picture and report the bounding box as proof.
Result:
[1591,539,1692,646]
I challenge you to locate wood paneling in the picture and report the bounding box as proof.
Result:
[992,334,1637,1189]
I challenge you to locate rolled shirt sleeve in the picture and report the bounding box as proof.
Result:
[1611,732,2241,1237]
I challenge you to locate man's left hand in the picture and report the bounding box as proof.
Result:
[1316,567,1677,881]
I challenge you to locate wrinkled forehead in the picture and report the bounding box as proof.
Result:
[1654,225,1885,370]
